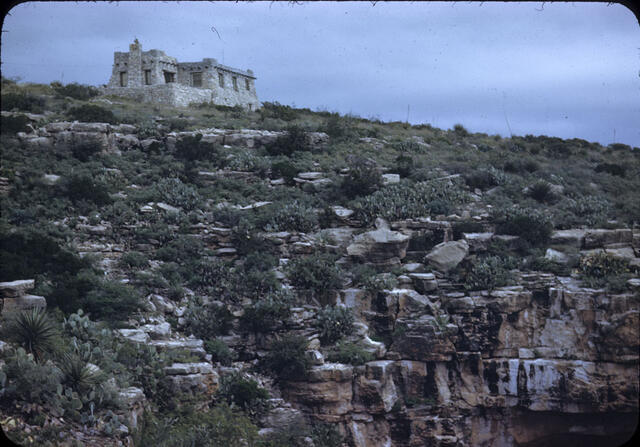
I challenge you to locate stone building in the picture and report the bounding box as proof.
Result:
[103,39,259,109]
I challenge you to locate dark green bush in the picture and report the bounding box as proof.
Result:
[261,101,298,121]
[266,125,310,156]
[453,123,469,137]
[204,339,235,366]
[316,305,355,345]
[135,403,259,447]
[239,290,292,333]
[118,251,149,269]
[1,114,31,134]
[67,104,118,124]
[464,168,504,191]
[53,83,100,100]
[286,253,344,301]
[463,256,515,291]
[503,158,539,173]
[71,139,103,162]
[264,200,318,232]
[394,154,415,177]
[341,155,382,198]
[495,207,553,247]
[174,133,218,161]
[217,373,270,418]
[184,300,233,339]
[1,92,46,113]
[63,174,112,206]
[326,341,373,365]
[263,335,310,380]
[578,252,632,289]
[452,221,485,239]
[271,159,299,185]
[595,163,627,177]
[82,280,142,323]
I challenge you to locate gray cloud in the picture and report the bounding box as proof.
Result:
[2,1,638,146]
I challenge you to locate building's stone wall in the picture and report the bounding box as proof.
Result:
[104,40,259,110]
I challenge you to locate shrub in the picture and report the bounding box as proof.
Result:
[495,207,553,247]
[71,139,103,162]
[504,158,539,173]
[527,181,555,203]
[239,290,292,333]
[595,163,627,177]
[286,253,344,300]
[1,114,31,134]
[151,177,201,211]
[578,252,632,289]
[394,154,415,177]
[1,347,63,409]
[53,82,100,100]
[264,200,318,232]
[263,335,310,380]
[184,300,233,339]
[82,280,142,323]
[351,265,397,294]
[1,92,46,113]
[118,251,149,269]
[217,373,270,418]
[326,341,373,365]
[351,179,468,223]
[226,151,270,177]
[60,352,102,393]
[322,113,353,139]
[174,133,218,161]
[271,159,299,185]
[261,101,298,121]
[452,221,485,239]
[453,123,469,137]
[340,155,382,198]
[266,125,310,156]
[135,404,259,447]
[316,305,355,345]
[204,339,235,366]
[310,423,345,447]
[463,167,505,191]
[67,104,118,124]
[5,308,59,361]
[63,174,112,206]
[463,256,515,291]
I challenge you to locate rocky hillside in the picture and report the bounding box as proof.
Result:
[1,79,638,446]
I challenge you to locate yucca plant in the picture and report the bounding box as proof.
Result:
[11,307,59,362]
[60,353,102,392]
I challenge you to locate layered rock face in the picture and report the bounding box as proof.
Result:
[282,276,638,446]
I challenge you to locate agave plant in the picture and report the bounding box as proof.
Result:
[11,307,59,362]
[60,353,102,392]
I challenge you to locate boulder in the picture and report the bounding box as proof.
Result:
[424,240,469,272]
[347,219,410,267]
[409,272,438,293]
[0,279,35,297]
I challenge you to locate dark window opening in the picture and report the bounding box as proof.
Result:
[144,70,151,85]
[192,72,203,87]
[119,71,127,87]
[245,79,251,90]
[232,76,238,91]
[218,72,224,88]
[163,71,175,83]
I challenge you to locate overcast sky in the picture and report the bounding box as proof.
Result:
[2,1,638,146]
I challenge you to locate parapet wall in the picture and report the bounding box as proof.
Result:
[103,84,215,107]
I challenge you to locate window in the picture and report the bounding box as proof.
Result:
[192,72,203,87]
[232,76,238,91]
[144,70,151,85]
[245,79,251,90]
[218,72,224,88]
[119,71,127,87]
[163,71,175,83]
